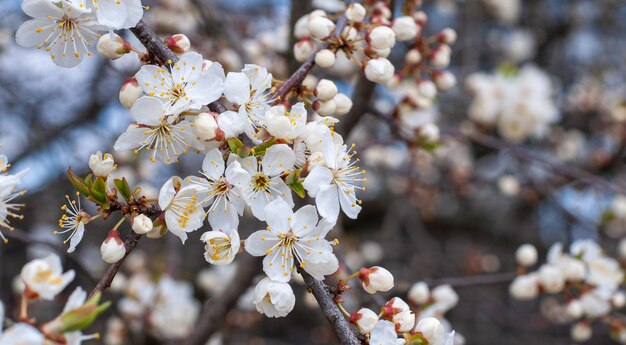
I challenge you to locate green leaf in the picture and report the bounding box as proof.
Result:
[67,168,90,197]
[289,181,306,198]
[88,177,107,204]
[253,139,276,156]
[114,178,132,202]
[227,137,244,153]
[59,292,111,333]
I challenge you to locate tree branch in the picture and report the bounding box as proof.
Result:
[424,272,516,288]
[300,271,362,345]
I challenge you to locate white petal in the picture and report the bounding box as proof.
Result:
[187,72,224,105]
[130,96,165,126]
[264,198,293,233]
[339,187,361,219]
[262,144,295,177]
[22,0,59,18]
[201,148,225,180]
[302,166,333,197]
[223,72,251,104]
[290,205,318,237]
[135,65,171,96]
[207,197,239,230]
[225,161,250,188]
[263,247,292,282]
[218,111,246,138]
[67,222,85,254]
[122,0,143,28]
[303,254,339,280]
[245,230,278,256]
[315,185,340,224]
[96,0,128,29]
[158,176,180,209]
[15,19,53,47]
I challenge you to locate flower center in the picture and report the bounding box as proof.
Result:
[168,84,187,103]
[252,173,270,192]
[208,236,232,260]
[211,178,232,196]
[58,16,77,32]
[278,231,298,247]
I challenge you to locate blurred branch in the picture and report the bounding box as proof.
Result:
[191,0,250,63]
[4,230,97,287]
[424,272,516,288]
[88,232,141,298]
[287,0,312,74]
[336,76,376,138]
[300,271,362,345]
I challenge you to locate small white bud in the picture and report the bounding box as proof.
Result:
[294,39,316,62]
[393,310,415,333]
[364,57,395,84]
[309,10,327,18]
[612,291,626,308]
[498,175,520,196]
[315,49,336,68]
[433,71,457,91]
[368,26,396,50]
[315,79,338,101]
[194,113,220,142]
[333,93,353,116]
[294,15,310,38]
[571,322,592,342]
[563,259,586,282]
[515,244,538,267]
[538,264,565,293]
[308,16,336,40]
[391,16,419,41]
[439,28,457,44]
[509,274,538,300]
[350,308,378,334]
[431,44,451,68]
[359,266,394,294]
[408,281,430,304]
[345,3,366,23]
[313,99,337,116]
[405,49,422,65]
[165,34,191,54]
[414,317,445,345]
[302,75,319,89]
[266,115,292,139]
[419,123,440,143]
[119,77,143,109]
[131,214,153,235]
[89,151,116,177]
[431,284,458,310]
[418,80,437,99]
[341,26,359,41]
[375,47,391,58]
[101,231,126,264]
[96,33,128,60]
[566,300,584,319]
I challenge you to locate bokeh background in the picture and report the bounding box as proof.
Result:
[1,0,626,344]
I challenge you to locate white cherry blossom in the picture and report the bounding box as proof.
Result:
[87,0,143,30]
[0,170,27,244]
[201,229,240,265]
[114,96,202,164]
[302,138,365,224]
[237,144,296,221]
[20,254,75,300]
[187,149,249,230]
[265,102,307,141]
[253,277,295,318]
[135,52,225,115]
[56,192,90,253]
[16,0,106,68]
[158,176,205,243]
[369,320,399,345]
[244,198,339,282]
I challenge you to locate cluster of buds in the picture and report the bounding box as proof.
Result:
[509,241,626,343]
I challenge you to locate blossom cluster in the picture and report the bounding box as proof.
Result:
[465,65,559,143]
[0,254,109,344]
[510,240,626,343]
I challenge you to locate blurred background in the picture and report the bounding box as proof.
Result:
[1,0,626,344]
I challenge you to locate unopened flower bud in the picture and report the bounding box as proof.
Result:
[414,317,445,345]
[538,264,565,293]
[315,49,336,68]
[376,47,391,58]
[418,80,437,99]
[432,284,458,310]
[392,16,419,41]
[405,49,422,65]
[294,39,316,62]
[341,27,358,41]
[350,308,378,334]
[333,93,353,115]
[381,297,410,318]
[131,214,153,235]
[431,44,451,68]
[345,3,366,23]
[315,79,338,101]
[393,310,415,332]
[566,300,584,319]
[571,322,592,342]
[308,16,335,40]
[612,291,626,308]
[509,274,538,300]
[368,26,396,50]
[419,123,440,143]
[364,57,395,84]
[515,244,538,267]
[165,34,191,54]
[194,113,219,141]
[294,15,310,38]
[439,28,457,44]
[101,231,126,264]
[201,229,240,265]
[433,71,457,91]
[89,151,116,177]
[97,33,128,60]
[119,77,143,109]
[408,281,430,304]
[413,11,428,25]
[359,266,394,294]
[312,99,336,116]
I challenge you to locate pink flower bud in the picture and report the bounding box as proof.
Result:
[96,33,129,60]
[119,77,143,109]
[101,231,126,264]
[165,34,191,54]
[349,308,379,334]
[294,39,316,62]
[359,266,394,294]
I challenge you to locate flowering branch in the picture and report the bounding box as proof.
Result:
[300,271,363,345]
[88,232,141,299]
